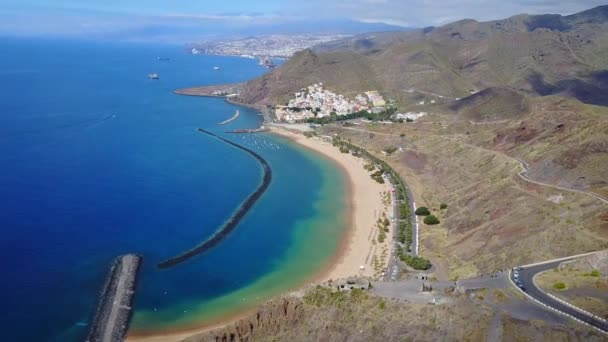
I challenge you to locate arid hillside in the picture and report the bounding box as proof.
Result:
[236,6,608,108]
[315,96,608,278]
[185,286,604,342]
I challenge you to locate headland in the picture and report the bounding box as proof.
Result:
[174,83,244,98]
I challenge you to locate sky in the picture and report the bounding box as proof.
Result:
[1,0,606,41]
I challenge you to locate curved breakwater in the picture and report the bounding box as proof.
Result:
[157,129,272,269]
[218,110,240,125]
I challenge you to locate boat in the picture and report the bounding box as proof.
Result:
[213,66,220,70]
[148,73,159,80]
[157,57,170,61]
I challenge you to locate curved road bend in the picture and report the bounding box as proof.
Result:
[157,129,272,269]
[512,260,608,334]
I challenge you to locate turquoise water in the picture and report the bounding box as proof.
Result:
[0,38,347,341]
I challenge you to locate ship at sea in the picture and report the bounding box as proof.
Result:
[148,73,159,80]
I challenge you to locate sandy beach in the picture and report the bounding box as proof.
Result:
[271,128,393,281]
[128,127,391,342]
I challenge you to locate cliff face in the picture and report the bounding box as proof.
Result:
[183,286,604,342]
[184,298,304,342]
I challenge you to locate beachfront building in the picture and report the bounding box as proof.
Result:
[275,84,387,122]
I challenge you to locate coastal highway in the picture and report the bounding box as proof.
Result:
[383,173,400,281]
[383,168,419,281]
[511,255,608,335]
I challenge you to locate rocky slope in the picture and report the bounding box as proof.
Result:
[182,298,304,342]
[236,6,608,108]
[184,286,604,342]
[459,96,608,195]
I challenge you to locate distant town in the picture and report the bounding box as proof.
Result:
[189,34,348,58]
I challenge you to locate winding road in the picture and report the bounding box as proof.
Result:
[440,136,608,204]
[334,124,607,204]
[510,253,608,335]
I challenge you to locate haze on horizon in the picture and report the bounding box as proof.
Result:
[1,0,605,41]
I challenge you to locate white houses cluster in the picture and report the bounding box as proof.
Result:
[275,84,386,122]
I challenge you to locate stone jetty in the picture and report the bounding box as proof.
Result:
[86,254,142,342]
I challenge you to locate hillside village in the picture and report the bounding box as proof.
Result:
[275,83,387,122]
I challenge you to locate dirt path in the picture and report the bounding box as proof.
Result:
[440,136,608,205]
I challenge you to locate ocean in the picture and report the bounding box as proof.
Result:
[0,38,347,341]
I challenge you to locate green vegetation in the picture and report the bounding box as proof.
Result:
[371,170,385,184]
[397,246,432,270]
[303,285,368,308]
[331,136,415,252]
[301,107,398,125]
[397,205,413,252]
[553,282,567,290]
[376,214,390,243]
[377,230,386,243]
[440,203,448,210]
[424,215,441,225]
[589,270,601,277]
[415,207,431,216]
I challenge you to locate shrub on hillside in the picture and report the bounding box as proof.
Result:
[440,203,448,209]
[400,254,432,270]
[415,207,430,216]
[553,282,566,290]
[424,215,440,225]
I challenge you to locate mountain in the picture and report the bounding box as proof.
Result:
[101,19,411,43]
[233,6,608,279]
[236,5,608,108]
[443,87,530,121]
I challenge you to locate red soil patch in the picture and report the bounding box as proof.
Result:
[400,150,427,173]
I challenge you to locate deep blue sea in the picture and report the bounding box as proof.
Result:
[0,38,347,341]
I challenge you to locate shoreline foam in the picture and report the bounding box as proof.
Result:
[127,127,389,342]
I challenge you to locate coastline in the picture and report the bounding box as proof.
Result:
[173,84,275,124]
[270,128,392,282]
[127,128,389,342]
